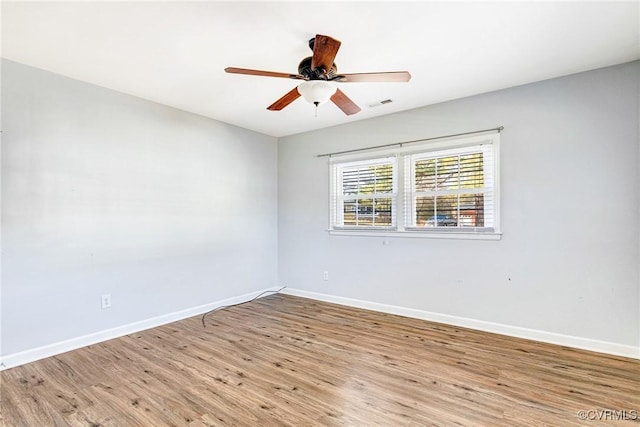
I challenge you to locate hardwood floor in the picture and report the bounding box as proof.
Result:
[1,294,638,426]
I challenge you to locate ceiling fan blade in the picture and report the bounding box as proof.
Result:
[334,71,412,83]
[311,34,341,74]
[267,87,301,111]
[331,89,361,116]
[225,67,304,80]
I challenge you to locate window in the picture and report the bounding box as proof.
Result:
[329,132,500,239]
[331,157,397,229]
[405,144,495,231]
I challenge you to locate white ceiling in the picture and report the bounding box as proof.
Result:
[2,1,639,138]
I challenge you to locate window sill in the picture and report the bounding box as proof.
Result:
[328,229,502,240]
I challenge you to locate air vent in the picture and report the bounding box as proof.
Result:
[369,99,393,108]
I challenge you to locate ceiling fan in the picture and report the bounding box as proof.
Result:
[225,34,411,116]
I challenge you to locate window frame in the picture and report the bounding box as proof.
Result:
[330,155,398,231]
[328,132,501,240]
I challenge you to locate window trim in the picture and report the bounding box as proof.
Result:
[328,132,501,240]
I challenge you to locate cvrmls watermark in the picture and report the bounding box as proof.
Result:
[577,409,638,421]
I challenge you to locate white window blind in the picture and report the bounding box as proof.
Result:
[328,132,500,239]
[331,157,397,229]
[405,144,495,231]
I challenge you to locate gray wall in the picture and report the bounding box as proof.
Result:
[2,59,638,359]
[1,60,278,356]
[278,61,640,348]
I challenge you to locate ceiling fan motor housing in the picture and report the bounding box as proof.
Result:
[298,56,338,80]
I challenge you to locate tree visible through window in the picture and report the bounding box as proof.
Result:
[412,151,489,228]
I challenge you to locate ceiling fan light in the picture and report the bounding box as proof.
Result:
[297,81,337,105]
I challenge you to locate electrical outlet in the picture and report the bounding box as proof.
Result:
[323,271,329,281]
[101,294,112,309]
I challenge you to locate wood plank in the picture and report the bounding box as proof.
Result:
[1,294,638,426]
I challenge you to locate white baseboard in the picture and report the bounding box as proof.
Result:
[3,286,636,370]
[281,288,640,360]
[0,286,283,371]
